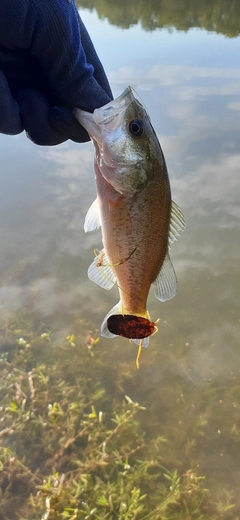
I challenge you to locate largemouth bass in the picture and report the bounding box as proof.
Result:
[75,86,185,358]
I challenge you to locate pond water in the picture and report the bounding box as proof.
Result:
[1,0,240,515]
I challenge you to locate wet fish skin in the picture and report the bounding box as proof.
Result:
[94,154,170,315]
[75,87,185,346]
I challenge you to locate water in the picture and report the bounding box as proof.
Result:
[1,0,240,515]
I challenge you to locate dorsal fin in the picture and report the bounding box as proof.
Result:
[153,252,177,302]
[168,200,186,247]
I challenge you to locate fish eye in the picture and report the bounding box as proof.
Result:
[129,119,144,137]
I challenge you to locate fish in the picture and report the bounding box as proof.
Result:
[74,86,185,364]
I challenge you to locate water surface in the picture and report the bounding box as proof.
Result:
[1,0,240,512]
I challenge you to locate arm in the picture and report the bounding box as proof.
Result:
[0,0,112,145]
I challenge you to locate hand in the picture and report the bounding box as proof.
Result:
[0,0,112,145]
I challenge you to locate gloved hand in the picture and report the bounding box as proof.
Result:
[0,0,112,145]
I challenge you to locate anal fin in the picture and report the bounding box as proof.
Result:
[88,249,116,290]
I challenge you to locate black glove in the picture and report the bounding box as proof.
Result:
[0,0,112,145]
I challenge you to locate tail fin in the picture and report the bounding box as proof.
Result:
[100,301,156,347]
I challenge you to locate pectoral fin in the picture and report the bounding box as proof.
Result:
[88,249,116,290]
[84,198,101,232]
[153,252,177,302]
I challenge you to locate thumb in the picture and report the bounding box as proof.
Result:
[16,87,68,145]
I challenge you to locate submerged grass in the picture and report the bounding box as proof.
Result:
[0,311,238,519]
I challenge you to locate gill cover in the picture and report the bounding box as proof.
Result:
[74,87,151,194]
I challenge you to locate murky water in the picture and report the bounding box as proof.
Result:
[1,0,240,514]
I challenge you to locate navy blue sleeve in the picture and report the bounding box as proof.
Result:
[0,0,112,145]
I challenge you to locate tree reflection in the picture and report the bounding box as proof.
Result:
[78,0,240,37]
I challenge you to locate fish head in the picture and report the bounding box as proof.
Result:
[75,87,163,194]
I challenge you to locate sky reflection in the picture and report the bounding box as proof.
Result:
[0,11,239,370]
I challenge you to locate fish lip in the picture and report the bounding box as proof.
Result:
[93,86,134,125]
[74,87,134,140]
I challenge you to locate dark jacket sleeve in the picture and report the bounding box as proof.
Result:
[0,0,112,110]
[0,0,112,144]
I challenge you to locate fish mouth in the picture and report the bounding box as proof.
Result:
[107,314,155,339]
[93,86,134,125]
[75,87,134,141]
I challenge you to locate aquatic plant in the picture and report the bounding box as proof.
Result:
[0,311,237,519]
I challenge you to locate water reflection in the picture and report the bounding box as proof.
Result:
[0,10,239,369]
[1,0,240,512]
[78,0,240,36]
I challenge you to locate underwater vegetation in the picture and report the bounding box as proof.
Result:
[0,311,239,519]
